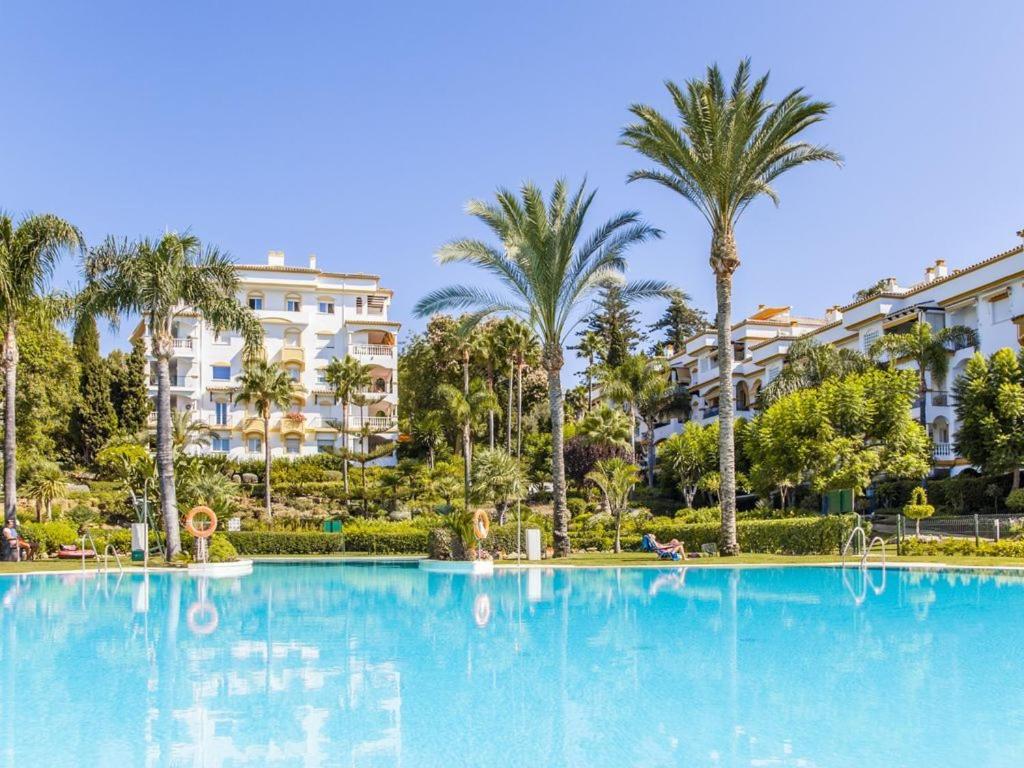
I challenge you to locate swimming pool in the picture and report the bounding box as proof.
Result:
[1,563,1022,767]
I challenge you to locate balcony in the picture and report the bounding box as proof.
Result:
[149,374,194,389]
[350,344,396,363]
[347,415,398,432]
[171,337,194,353]
[933,442,954,459]
[701,406,720,419]
[280,346,305,369]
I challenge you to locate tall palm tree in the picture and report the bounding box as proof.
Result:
[415,179,668,555]
[635,371,675,487]
[599,354,666,464]
[438,379,499,513]
[412,410,445,469]
[622,60,841,554]
[499,318,538,456]
[869,321,979,427]
[235,359,294,521]
[577,404,632,452]
[586,457,639,553]
[759,337,873,408]
[571,330,607,412]
[0,213,83,522]
[324,354,375,495]
[83,233,262,557]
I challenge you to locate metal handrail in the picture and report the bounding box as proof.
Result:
[863,536,886,570]
[841,526,867,567]
[103,544,124,574]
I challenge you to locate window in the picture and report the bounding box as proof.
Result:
[213,330,230,345]
[247,436,262,454]
[317,436,335,453]
[286,296,301,312]
[355,297,363,314]
[862,330,880,352]
[212,365,231,381]
[214,402,229,425]
[248,294,264,310]
[284,329,301,347]
[992,294,1011,323]
[287,365,301,381]
[766,365,782,382]
[367,295,386,315]
[211,434,230,453]
[316,369,328,385]
[314,394,334,406]
[318,300,335,315]
[316,334,334,351]
[286,436,301,454]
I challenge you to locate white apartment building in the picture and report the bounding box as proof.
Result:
[135,250,400,463]
[652,229,1024,471]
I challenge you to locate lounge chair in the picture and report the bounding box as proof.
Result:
[641,533,684,561]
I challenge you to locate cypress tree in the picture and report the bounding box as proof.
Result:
[582,283,643,368]
[69,315,118,464]
[109,336,151,434]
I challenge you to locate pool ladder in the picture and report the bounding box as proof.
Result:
[841,525,886,569]
[79,531,125,574]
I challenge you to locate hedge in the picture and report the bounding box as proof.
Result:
[225,521,429,555]
[875,474,1014,515]
[901,537,1024,558]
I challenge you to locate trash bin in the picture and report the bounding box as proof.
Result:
[526,528,542,561]
[130,522,148,562]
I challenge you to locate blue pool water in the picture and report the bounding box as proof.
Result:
[1,563,1023,767]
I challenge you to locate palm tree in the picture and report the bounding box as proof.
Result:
[170,410,211,453]
[471,447,524,525]
[759,338,873,408]
[499,319,538,456]
[635,372,675,487]
[586,457,639,553]
[438,379,499,513]
[415,179,668,556]
[235,359,294,521]
[83,233,262,557]
[599,354,669,469]
[324,355,375,495]
[0,213,83,522]
[622,60,841,554]
[570,330,607,411]
[412,410,446,469]
[869,321,979,427]
[23,462,67,522]
[577,404,632,452]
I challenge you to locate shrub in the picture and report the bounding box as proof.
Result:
[342,520,429,554]
[20,521,80,554]
[428,528,455,560]
[226,531,346,555]
[903,487,935,535]
[208,534,239,563]
[674,507,719,525]
[901,537,1024,558]
[566,496,590,518]
[615,515,856,555]
[1006,489,1024,512]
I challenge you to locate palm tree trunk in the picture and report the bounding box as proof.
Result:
[586,356,593,412]
[487,365,495,449]
[919,369,928,428]
[341,397,350,496]
[629,408,637,464]
[506,360,514,452]
[463,421,472,511]
[3,325,18,524]
[545,352,569,557]
[154,350,182,558]
[516,362,523,458]
[428,445,435,470]
[646,432,656,487]
[35,499,42,523]
[713,237,739,556]
[263,409,273,522]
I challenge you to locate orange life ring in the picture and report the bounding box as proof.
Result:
[184,506,218,539]
[186,601,219,635]
[473,593,491,628]
[472,510,490,540]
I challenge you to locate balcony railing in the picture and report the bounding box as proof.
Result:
[347,415,398,431]
[350,344,396,358]
[933,442,953,458]
[172,338,193,350]
[701,406,719,419]
[149,375,192,387]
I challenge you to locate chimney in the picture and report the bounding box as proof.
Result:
[925,266,936,283]
[267,250,285,267]
[309,253,318,270]
[825,305,843,323]
[882,277,899,292]
[935,259,948,279]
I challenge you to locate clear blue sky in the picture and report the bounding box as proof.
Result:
[2,1,1022,376]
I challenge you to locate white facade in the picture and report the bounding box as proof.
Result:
[653,230,1024,468]
[136,250,400,463]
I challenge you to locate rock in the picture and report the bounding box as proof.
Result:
[241,473,258,484]
[231,474,242,484]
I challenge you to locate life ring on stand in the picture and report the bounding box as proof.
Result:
[472,510,490,541]
[186,601,219,635]
[184,506,218,539]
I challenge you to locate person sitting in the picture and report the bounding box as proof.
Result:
[2,517,31,562]
[641,533,687,560]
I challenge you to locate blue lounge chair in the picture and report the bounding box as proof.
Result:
[641,533,683,561]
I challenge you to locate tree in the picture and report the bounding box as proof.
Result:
[869,320,979,426]
[569,330,607,412]
[658,421,717,507]
[108,336,151,434]
[95,442,155,514]
[411,410,446,469]
[438,379,499,512]
[0,212,83,522]
[623,59,841,553]
[23,461,67,522]
[325,354,375,495]
[586,458,639,553]
[69,314,118,464]
[415,179,668,555]
[235,359,294,521]
[599,354,668,467]
[582,282,642,368]
[903,486,935,537]
[472,447,524,525]
[577,404,632,451]
[647,292,709,355]
[83,233,262,557]
[634,367,675,487]
[954,349,1024,488]
[852,278,894,302]
[170,409,210,453]
[759,337,873,408]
